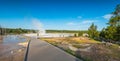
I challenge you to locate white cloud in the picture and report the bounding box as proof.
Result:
[67,20,98,26]
[67,22,76,26]
[81,20,98,24]
[77,16,82,19]
[103,14,113,20]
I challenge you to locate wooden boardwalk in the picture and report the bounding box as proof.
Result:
[26,38,82,61]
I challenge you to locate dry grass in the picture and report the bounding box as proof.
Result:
[70,37,100,44]
[41,37,120,61]
[41,37,100,44]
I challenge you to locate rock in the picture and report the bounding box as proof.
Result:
[119,46,120,48]
[69,45,78,51]
[106,42,113,46]
[11,51,14,54]
[80,44,90,46]
[18,49,22,52]
[78,46,91,52]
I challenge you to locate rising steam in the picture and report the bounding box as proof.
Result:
[32,18,45,35]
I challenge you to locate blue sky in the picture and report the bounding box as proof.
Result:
[0,0,119,30]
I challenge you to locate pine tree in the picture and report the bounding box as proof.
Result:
[88,23,99,39]
[100,4,120,42]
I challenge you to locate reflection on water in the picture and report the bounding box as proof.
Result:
[1,35,26,44]
[0,35,27,61]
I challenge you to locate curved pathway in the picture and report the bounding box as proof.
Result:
[27,38,82,61]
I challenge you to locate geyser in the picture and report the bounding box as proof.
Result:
[31,18,74,38]
[32,18,46,36]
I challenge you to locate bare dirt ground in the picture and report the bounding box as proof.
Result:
[0,42,28,61]
[41,37,120,61]
[0,47,25,61]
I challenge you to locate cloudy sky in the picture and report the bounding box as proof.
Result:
[0,0,119,30]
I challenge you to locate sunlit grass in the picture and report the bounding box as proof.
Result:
[41,37,120,61]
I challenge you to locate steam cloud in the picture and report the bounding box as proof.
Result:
[32,18,43,30]
[32,18,45,35]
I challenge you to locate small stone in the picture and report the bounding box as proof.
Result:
[18,49,22,52]
[119,46,120,48]
[11,51,13,54]
[69,45,78,51]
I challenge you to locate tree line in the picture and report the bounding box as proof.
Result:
[0,27,36,35]
[88,4,120,43]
